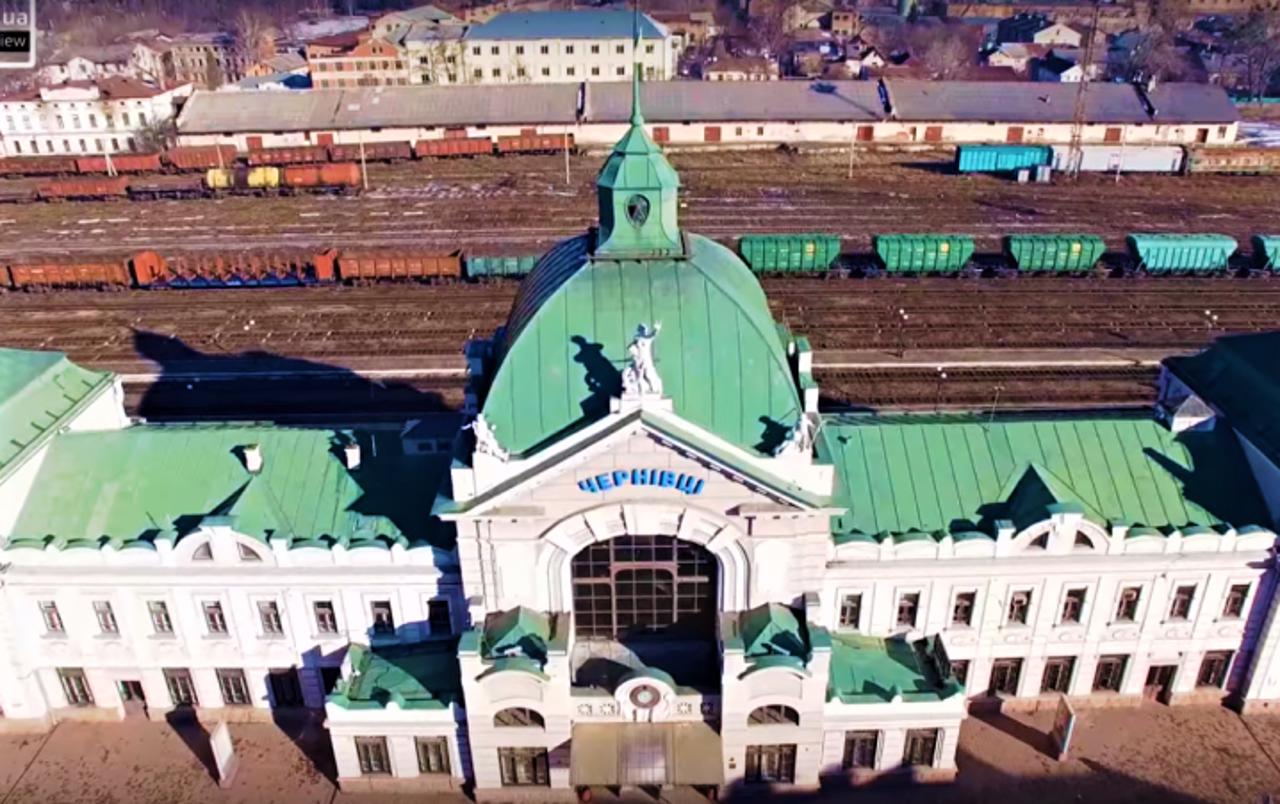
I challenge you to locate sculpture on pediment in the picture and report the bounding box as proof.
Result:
[465,413,509,462]
[622,323,663,398]
[774,411,819,459]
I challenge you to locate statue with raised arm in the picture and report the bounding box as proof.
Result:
[775,411,819,459]
[622,323,663,398]
[464,413,509,461]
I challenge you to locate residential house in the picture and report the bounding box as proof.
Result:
[785,0,834,32]
[1036,50,1084,82]
[704,55,780,81]
[310,32,410,89]
[649,11,717,49]
[39,44,135,86]
[1033,22,1083,48]
[985,42,1049,74]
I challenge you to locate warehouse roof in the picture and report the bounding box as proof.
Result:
[886,79,1152,123]
[1145,82,1240,124]
[818,411,1268,540]
[0,349,113,480]
[585,80,883,123]
[464,10,667,40]
[6,424,452,550]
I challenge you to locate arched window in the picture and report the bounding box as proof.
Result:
[1073,531,1095,550]
[494,707,545,728]
[237,542,263,562]
[192,541,213,561]
[1029,533,1049,550]
[748,705,800,726]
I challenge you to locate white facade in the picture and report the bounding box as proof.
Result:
[0,81,193,157]
[39,54,134,86]
[458,35,676,84]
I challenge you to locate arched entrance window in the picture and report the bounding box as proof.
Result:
[571,535,717,640]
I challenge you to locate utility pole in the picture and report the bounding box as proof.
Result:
[1066,0,1103,179]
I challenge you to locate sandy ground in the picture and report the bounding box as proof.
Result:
[0,707,1277,804]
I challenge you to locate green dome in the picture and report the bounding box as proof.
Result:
[480,233,802,457]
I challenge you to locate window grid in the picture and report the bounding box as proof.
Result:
[371,601,395,635]
[903,729,939,767]
[314,601,338,634]
[1041,656,1076,693]
[204,601,228,634]
[744,744,796,783]
[40,601,64,633]
[1115,586,1141,622]
[216,668,250,705]
[572,536,716,639]
[1169,585,1196,621]
[427,600,451,635]
[838,593,862,629]
[258,601,283,635]
[1007,590,1032,625]
[164,668,198,706]
[897,593,919,628]
[952,592,975,626]
[1061,588,1086,624]
[93,601,119,634]
[416,736,451,774]
[58,668,93,706]
[989,658,1022,695]
[950,660,970,685]
[1198,651,1233,688]
[842,731,878,770]
[356,736,391,775]
[494,707,545,728]
[148,601,173,634]
[1223,584,1250,618]
[1094,655,1128,692]
[498,747,549,786]
[748,705,799,726]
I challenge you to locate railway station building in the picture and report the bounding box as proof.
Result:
[2,72,1280,801]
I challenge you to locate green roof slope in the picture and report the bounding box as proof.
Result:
[0,348,112,477]
[331,640,461,710]
[482,234,802,456]
[1165,333,1280,467]
[8,424,451,549]
[828,634,958,704]
[818,412,1268,540]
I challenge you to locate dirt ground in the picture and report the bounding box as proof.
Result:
[0,707,1277,804]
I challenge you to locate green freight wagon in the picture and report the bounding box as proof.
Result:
[1006,234,1106,273]
[874,234,975,274]
[1252,235,1280,271]
[1125,233,1238,274]
[739,234,841,273]
[468,254,540,278]
[956,145,1052,174]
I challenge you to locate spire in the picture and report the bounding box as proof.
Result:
[630,0,644,126]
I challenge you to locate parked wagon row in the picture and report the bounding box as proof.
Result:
[955,143,1280,176]
[4,162,366,202]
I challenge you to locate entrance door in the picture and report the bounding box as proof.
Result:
[924,125,943,143]
[1144,665,1177,704]
[856,125,874,142]
[118,680,147,718]
[703,126,721,143]
[246,135,264,150]
[269,668,305,708]
[1104,127,1122,143]
[1006,126,1025,143]
[316,132,334,146]
[619,724,668,786]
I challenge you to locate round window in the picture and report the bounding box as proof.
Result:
[629,684,661,709]
[625,194,650,227]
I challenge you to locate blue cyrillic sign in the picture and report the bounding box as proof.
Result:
[577,469,703,496]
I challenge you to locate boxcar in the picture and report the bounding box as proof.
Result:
[74,153,163,174]
[0,186,38,203]
[38,175,129,200]
[955,145,1051,174]
[246,146,328,166]
[415,137,494,158]
[1185,146,1280,175]
[1006,234,1106,273]
[164,145,237,171]
[739,234,841,273]
[1050,145,1185,174]
[336,250,464,283]
[874,234,975,274]
[1252,235,1280,272]
[1126,233,1238,274]
[467,254,541,278]
[9,256,131,289]
[205,167,281,192]
[127,175,207,201]
[328,141,412,162]
[133,249,325,288]
[0,156,80,176]
[281,163,361,193]
[496,134,574,155]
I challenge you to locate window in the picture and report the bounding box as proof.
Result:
[838,593,862,629]
[646,44,655,54]
[494,707,545,728]
[541,67,550,77]
[616,66,626,76]
[56,114,64,128]
[516,67,527,78]
[416,737,451,774]
[164,668,198,705]
[1074,531,1093,549]
[572,536,716,640]
[842,731,878,770]
[192,541,213,560]
[491,68,500,78]
[88,113,97,127]
[1115,586,1141,622]
[1169,585,1196,621]
[566,45,574,54]
[748,705,799,726]
[591,66,600,76]
[745,744,796,783]
[988,658,1022,695]
[473,68,482,79]
[471,46,480,56]
[490,46,499,55]
[591,44,600,54]
[356,737,391,775]
[71,115,80,128]
[903,729,939,767]
[1007,590,1032,625]
[1093,655,1127,692]
[371,601,395,635]
[1223,584,1250,618]
[258,601,283,635]
[122,112,130,126]
[58,668,93,706]
[204,601,228,634]
[952,592,975,626]
[540,45,549,55]
[897,592,919,628]
[514,45,524,55]
[93,601,119,634]
[1061,588,1086,624]
[566,67,576,77]
[237,542,262,562]
[950,660,969,685]
[1198,651,1233,688]
[615,44,625,54]
[39,601,64,634]
[427,600,451,635]
[217,669,251,705]
[1041,656,1076,693]
[314,601,338,634]
[498,747,549,786]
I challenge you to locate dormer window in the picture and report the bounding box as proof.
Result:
[192,541,213,560]
[625,194,650,227]
[237,542,263,562]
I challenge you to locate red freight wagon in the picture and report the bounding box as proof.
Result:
[0,156,80,176]
[9,257,131,289]
[74,153,163,174]
[132,249,326,288]
[335,250,463,283]
[327,141,412,162]
[281,162,362,192]
[495,133,574,155]
[38,176,129,200]
[414,137,493,158]
[163,145,237,170]
[247,146,329,166]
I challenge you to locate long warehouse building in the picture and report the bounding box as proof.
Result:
[174,79,1240,151]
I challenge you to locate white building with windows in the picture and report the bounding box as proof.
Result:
[2,78,1280,801]
[0,78,193,157]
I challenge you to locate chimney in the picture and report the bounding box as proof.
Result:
[343,441,361,470]
[242,444,263,473]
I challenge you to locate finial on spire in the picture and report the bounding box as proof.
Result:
[630,0,644,126]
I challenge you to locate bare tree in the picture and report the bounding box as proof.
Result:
[233,7,276,64]
[906,25,978,79]
[1223,9,1280,101]
[1114,25,1191,82]
[134,117,177,152]
[747,0,791,57]
[204,58,225,89]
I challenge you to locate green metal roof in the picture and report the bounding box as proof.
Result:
[0,348,113,479]
[482,234,802,457]
[7,424,452,550]
[828,634,960,704]
[818,411,1268,540]
[741,603,808,661]
[1166,333,1280,471]
[330,640,461,710]
[482,606,551,664]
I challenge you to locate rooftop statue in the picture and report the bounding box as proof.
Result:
[622,323,663,398]
[465,412,509,461]
[775,411,819,459]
